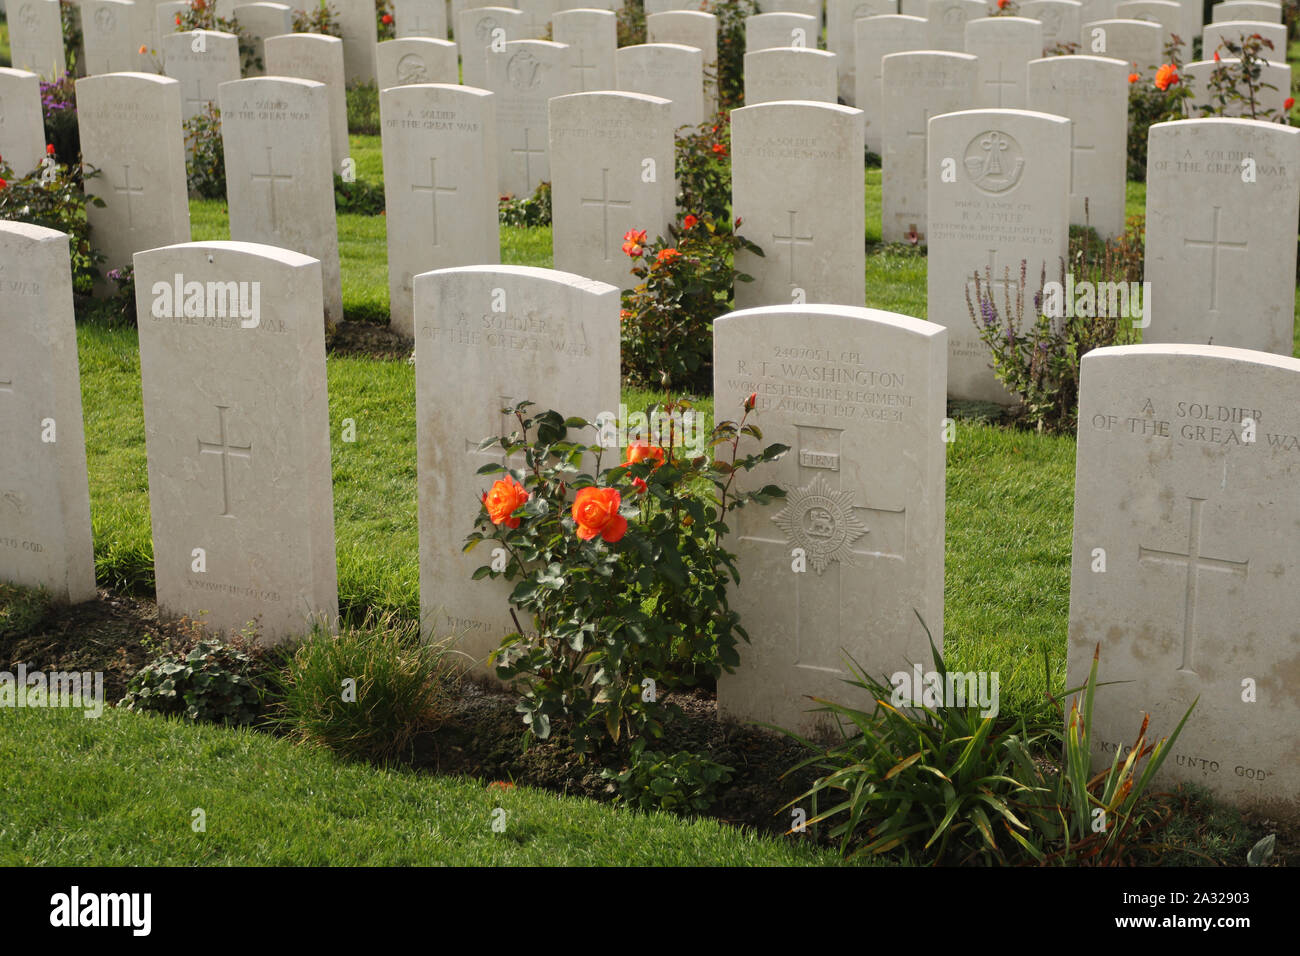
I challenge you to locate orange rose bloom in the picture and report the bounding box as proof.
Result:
[572,487,627,542]
[655,247,681,266]
[1154,64,1178,91]
[683,214,698,230]
[1286,96,1295,111]
[624,441,665,469]
[1127,72,1139,84]
[482,475,529,529]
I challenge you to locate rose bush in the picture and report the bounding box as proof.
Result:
[466,397,788,757]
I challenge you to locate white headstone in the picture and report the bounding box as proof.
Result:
[230,2,292,76]
[379,83,500,337]
[164,30,242,124]
[646,10,718,115]
[133,240,338,642]
[76,73,191,278]
[1021,0,1085,50]
[0,68,46,177]
[458,6,525,90]
[732,101,867,309]
[927,108,1070,402]
[965,16,1043,108]
[414,265,620,671]
[376,36,459,88]
[1081,18,1162,76]
[486,39,574,197]
[856,14,929,154]
[615,43,705,134]
[9,0,67,80]
[393,0,448,38]
[714,304,947,734]
[515,0,559,38]
[0,221,97,604]
[1143,118,1299,354]
[745,12,820,52]
[1026,54,1128,238]
[761,0,822,16]
[927,0,990,52]
[552,8,617,93]
[1113,0,1188,63]
[1068,343,1300,818]
[265,33,350,173]
[157,0,188,39]
[744,47,839,105]
[881,50,978,244]
[827,0,898,102]
[334,0,380,82]
[1183,58,1291,117]
[219,76,343,326]
[82,0,150,75]
[1200,20,1287,62]
[549,91,675,290]
[1211,0,1282,22]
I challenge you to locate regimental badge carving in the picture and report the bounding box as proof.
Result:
[770,474,869,575]
[19,4,40,28]
[507,50,544,90]
[396,54,429,84]
[1040,9,1062,34]
[94,6,116,32]
[964,130,1024,194]
[1,490,28,515]
[474,16,499,43]
[943,6,965,24]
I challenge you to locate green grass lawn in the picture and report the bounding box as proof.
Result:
[0,703,850,866]
[77,132,1300,720]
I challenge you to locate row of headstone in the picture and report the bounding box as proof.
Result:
[7,217,1292,816]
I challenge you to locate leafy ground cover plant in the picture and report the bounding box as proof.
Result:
[184,103,226,199]
[0,151,105,295]
[120,627,274,726]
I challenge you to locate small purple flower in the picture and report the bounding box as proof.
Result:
[980,299,997,328]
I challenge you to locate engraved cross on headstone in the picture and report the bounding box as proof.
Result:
[184,75,210,116]
[985,60,1016,107]
[1139,495,1248,674]
[1068,123,1095,194]
[772,209,814,285]
[411,156,457,246]
[581,167,632,260]
[511,128,545,192]
[197,404,253,518]
[1183,205,1248,312]
[572,45,598,91]
[250,145,294,232]
[738,423,906,674]
[968,248,1020,302]
[112,164,145,228]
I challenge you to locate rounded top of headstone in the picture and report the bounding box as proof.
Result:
[75,72,181,90]
[218,75,327,93]
[1081,17,1162,26]
[134,240,321,271]
[266,32,344,48]
[859,13,928,21]
[0,220,70,245]
[1150,116,1300,137]
[747,46,838,60]
[733,98,865,117]
[381,82,494,101]
[931,107,1071,125]
[718,304,945,342]
[618,42,704,55]
[550,89,673,108]
[233,1,292,10]
[882,49,978,63]
[553,7,616,20]
[380,35,457,49]
[1027,53,1128,68]
[417,265,619,298]
[1083,343,1300,375]
[647,9,718,22]
[0,67,41,80]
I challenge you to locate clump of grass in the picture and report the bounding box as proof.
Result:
[274,613,461,763]
[346,82,380,136]
[0,583,53,642]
